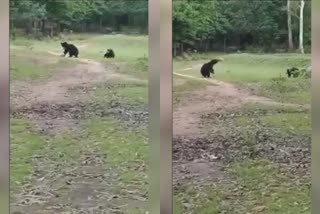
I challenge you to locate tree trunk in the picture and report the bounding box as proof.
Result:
[205,40,209,52]
[224,35,226,52]
[173,42,177,57]
[42,19,45,35]
[25,21,32,35]
[99,17,103,32]
[287,0,294,51]
[299,0,305,54]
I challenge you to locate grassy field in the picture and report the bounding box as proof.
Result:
[11,34,148,61]
[10,34,148,213]
[174,53,310,82]
[174,52,310,105]
[173,52,311,213]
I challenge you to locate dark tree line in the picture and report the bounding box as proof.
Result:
[173,0,311,55]
[10,0,311,54]
[10,0,148,38]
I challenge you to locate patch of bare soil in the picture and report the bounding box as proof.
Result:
[13,101,148,134]
[11,56,147,213]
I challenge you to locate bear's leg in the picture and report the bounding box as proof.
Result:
[62,49,68,57]
[69,51,75,57]
[287,69,291,78]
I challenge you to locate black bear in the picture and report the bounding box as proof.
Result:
[200,58,223,78]
[61,42,79,58]
[286,67,299,78]
[104,49,115,58]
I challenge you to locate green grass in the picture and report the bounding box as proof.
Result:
[10,117,83,191]
[11,117,148,210]
[233,160,310,214]
[116,83,148,105]
[11,34,148,81]
[11,34,148,61]
[236,115,253,127]
[242,102,308,112]
[111,56,148,80]
[126,208,146,214]
[173,196,184,214]
[261,112,310,133]
[83,118,147,165]
[235,103,310,133]
[92,81,148,108]
[174,187,221,214]
[174,160,310,214]
[255,78,310,104]
[10,118,44,191]
[174,52,311,105]
[174,78,208,92]
[173,77,209,105]
[10,50,78,80]
[174,53,310,83]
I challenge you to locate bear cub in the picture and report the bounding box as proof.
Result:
[104,49,115,58]
[286,67,299,78]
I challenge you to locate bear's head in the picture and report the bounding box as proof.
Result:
[61,42,68,48]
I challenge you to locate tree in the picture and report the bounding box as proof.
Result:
[299,0,305,54]
[10,0,47,35]
[9,0,148,36]
[287,0,294,51]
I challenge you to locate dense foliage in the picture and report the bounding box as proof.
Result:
[10,0,148,36]
[173,0,311,54]
[10,0,311,54]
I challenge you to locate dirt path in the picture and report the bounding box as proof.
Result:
[11,55,147,213]
[173,68,309,137]
[12,52,142,109]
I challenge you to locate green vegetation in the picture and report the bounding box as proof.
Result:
[233,160,310,214]
[174,53,310,83]
[11,34,148,62]
[10,118,44,191]
[10,0,148,38]
[173,0,311,54]
[10,33,148,82]
[10,50,77,80]
[235,103,311,134]
[84,118,147,166]
[257,78,310,104]
[174,53,310,105]
[174,160,310,214]
[116,84,148,105]
[261,112,310,133]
